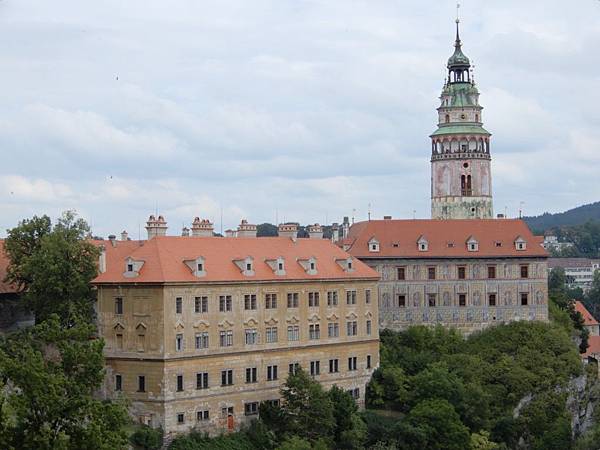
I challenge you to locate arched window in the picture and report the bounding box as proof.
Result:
[461,175,466,195]
[467,175,472,196]
[475,114,479,122]
[445,114,450,124]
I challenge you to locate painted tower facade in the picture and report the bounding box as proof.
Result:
[431,20,493,220]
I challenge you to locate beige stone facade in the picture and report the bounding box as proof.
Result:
[97,278,379,436]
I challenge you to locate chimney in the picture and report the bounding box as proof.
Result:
[497,214,505,219]
[98,245,106,273]
[308,224,323,239]
[146,215,168,239]
[237,220,257,238]
[331,223,340,242]
[182,227,190,237]
[383,216,392,220]
[108,234,117,247]
[278,223,298,239]
[191,217,214,237]
[120,230,129,241]
[225,229,237,238]
[342,216,350,239]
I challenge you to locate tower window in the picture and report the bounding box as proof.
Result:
[463,163,469,168]
[445,114,450,123]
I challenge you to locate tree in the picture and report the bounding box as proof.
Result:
[0,315,129,449]
[278,368,335,443]
[4,211,99,326]
[367,366,410,410]
[329,385,366,449]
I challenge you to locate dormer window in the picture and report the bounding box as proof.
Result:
[310,262,315,271]
[368,238,380,253]
[233,257,255,276]
[123,257,144,278]
[278,262,284,271]
[127,263,134,272]
[417,236,428,252]
[197,263,204,272]
[515,237,527,251]
[297,257,317,275]
[348,261,352,270]
[336,257,355,273]
[246,262,252,271]
[265,257,286,276]
[184,256,206,278]
[466,237,479,252]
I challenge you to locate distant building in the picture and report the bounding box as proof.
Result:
[574,301,599,337]
[548,258,600,291]
[0,240,34,333]
[94,216,380,437]
[339,218,549,334]
[542,234,575,252]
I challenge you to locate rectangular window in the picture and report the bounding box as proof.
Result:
[196,372,209,390]
[520,265,529,279]
[267,365,278,381]
[219,295,232,312]
[195,296,208,313]
[459,294,467,307]
[175,297,183,314]
[347,321,358,336]
[488,294,497,307]
[175,333,184,352]
[488,266,496,279]
[346,290,357,305]
[265,293,277,309]
[428,267,436,280]
[366,320,372,335]
[348,356,357,371]
[308,292,320,307]
[310,360,320,376]
[289,363,300,375]
[116,333,123,350]
[138,375,145,392]
[197,410,209,422]
[115,374,122,391]
[244,402,259,416]
[115,297,123,315]
[219,330,233,347]
[177,413,185,424]
[287,325,299,341]
[195,332,209,349]
[328,322,339,338]
[266,327,278,343]
[521,293,529,306]
[127,263,134,272]
[367,355,372,369]
[176,374,184,392]
[244,294,257,310]
[365,289,371,304]
[347,388,360,400]
[309,324,320,340]
[221,369,233,386]
[287,293,299,308]
[458,266,466,279]
[245,367,257,383]
[428,294,436,307]
[398,295,406,308]
[245,329,258,345]
[327,291,338,307]
[136,333,145,352]
[397,267,406,280]
[329,358,339,373]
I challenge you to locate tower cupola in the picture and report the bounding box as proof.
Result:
[447,19,471,83]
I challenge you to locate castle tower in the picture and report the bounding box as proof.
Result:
[430,18,493,220]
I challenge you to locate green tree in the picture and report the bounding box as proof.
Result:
[130,425,163,449]
[404,399,470,450]
[329,385,366,449]
[278,368,335,443]
[0,315,129,449]
[366,366,410,410]
[4,211,99,326]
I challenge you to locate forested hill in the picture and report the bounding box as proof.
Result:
[524,201,600,233]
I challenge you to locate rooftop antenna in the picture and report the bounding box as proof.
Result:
[352,209,356,224]
[413,210,417,219]
[368,203,372,221]
[519,201,525,219]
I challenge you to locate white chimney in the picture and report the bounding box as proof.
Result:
[98,245,106,273]
[182,227,190,237]
[192,217,214,237]
[108,234,117,247]
[225,229,237,238]
[120,230,129,241]
[278,223,298,239]
[146,215,168,239]
[331,223,340,242]
[308,224,323,239]
[237,220,257,238]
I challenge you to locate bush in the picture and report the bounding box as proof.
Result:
[130,425,163,450]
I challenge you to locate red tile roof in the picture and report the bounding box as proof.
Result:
[93,236,379,284]
[0,240,18,295]
[582,335,600,358]
[574,301,599,327]
[342,219,548,259]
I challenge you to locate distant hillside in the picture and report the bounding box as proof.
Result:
[523,202,600,233]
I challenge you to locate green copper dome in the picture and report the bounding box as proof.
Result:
[447,20,470,69]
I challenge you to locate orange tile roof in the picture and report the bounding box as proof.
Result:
[93,236,380,284]
[582,335,600,358]
[574,301,599,327]
[343,219,548,259]
[0,240,18,295]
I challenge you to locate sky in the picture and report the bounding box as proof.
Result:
[0,0,599,238]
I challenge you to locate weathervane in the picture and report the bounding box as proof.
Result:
[456,2,461,23]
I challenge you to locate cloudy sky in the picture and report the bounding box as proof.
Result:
[1,0,599,238]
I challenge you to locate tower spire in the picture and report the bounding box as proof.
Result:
[455,3,462,48]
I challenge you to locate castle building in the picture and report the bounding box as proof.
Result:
[94,216,379,436]
[431,19,493,220]
[340,218,548,334]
